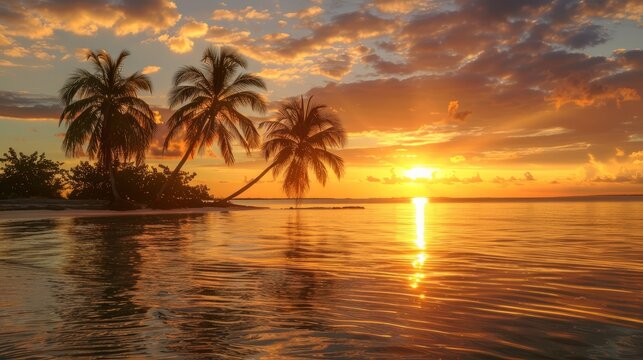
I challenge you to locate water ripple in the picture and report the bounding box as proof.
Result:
[1,201,642,359]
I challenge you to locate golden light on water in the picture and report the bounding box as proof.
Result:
[410,197,428,293]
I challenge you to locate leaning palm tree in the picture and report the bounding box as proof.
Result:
[221,96,346,203]
[156,46,267,202]
[59,49,156,204]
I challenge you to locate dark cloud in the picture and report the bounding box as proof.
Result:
[271,11,396,60]
[562,24,609,49]
[492,172,537,185]
[613,49,643,70]
[593,169,643,184]
[0,90,61,119]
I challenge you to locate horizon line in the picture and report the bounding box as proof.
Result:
[234,194,643,202]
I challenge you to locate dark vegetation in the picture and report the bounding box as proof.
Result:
[0,148,66,199]
[0,147,212,208]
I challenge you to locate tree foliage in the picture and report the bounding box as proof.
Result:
[59,49,156,202]
[156,46,267,202]
[0,148,67,199]
[67,161,212,207]
[261,96,346,200]
[220,96,346,203]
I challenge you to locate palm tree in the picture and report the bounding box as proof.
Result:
[59,49,156,204]
[221,96,346,203]
[156,46,267,202]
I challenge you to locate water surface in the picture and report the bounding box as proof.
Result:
[1,200,642,359]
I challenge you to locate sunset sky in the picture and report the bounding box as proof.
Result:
[0,0,642,198]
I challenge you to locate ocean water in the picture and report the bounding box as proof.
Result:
[1,199,642,359]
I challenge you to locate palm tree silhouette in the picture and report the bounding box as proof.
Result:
[59,50,156,204]
[221,96,346,203]
[156,46,267,203]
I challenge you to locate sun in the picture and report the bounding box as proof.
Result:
[405,166,438,180]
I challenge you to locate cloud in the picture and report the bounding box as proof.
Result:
[177,18,208,38]
[630,150,643,164]
[0,31,12,46]
[73,48,91,61]
[0,91,61,119]
[4,46,28,57]
[450,155,466,164]
[285,6,324,19]
[0,59,24,67]
[315,52,355,79]
[212,6,271,21]
[615,147,625,157]
[447,100,472,121]
[369,169,484,185]
[508,127,571,138]
[157,17,208,53]
[158,34,193,54]
[219,10,396,68]
[369,0,430,14]
[492,172,537,185]
[277,11,396,59]
[147,108,185,158]
[613,49,643,70]
[0,0,180,39]
[593,169,643,184]
[205,26,251,45]
[142,66,161,74]
[257,67,302,82]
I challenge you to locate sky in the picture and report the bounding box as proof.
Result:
[0,0,642,199]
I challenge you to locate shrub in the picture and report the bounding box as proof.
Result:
[67,161,212,207]
[0,148,67,199]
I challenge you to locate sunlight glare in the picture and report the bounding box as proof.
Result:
[412,197,427,249]
[409,197,428,293]
[405,167,437,180]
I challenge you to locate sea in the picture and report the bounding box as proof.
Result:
[1,197,642,359]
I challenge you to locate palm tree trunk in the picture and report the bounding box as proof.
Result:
[221,162,277,203]
[108,164,122,201]
[155,141,196,202]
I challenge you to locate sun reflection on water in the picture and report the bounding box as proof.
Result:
[410,197,428,295]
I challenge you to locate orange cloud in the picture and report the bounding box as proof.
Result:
[447,100,472,121]
[370,0,430,14]
[177,18,208,38]
[211,6,271,22]
[157,34,193,54]
[157,17,208,54]
[0,0,180,39]
[142,66,161,75]
[285,6,324,19]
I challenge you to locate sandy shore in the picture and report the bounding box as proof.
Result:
[0,199,265,221]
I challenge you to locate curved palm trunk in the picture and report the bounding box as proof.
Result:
[155,141,196,202]
[221,162,277,203]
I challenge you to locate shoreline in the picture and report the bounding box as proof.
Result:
[0,203,265,221]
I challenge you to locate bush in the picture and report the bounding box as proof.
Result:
[67,161,212,207]
[0,148,67,199]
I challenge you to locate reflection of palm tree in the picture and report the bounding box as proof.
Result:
[156,46,267,202]
[55,216,148,356]
[222,96,346,203]
[59,50,156,203]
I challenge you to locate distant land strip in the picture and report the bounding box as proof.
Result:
[237,194,643,203]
